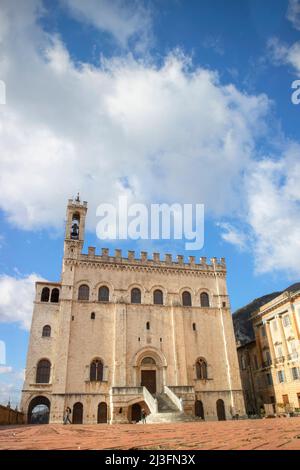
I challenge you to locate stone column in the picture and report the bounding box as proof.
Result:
[170,305,178,386]
[290,304,300,341]
[265,321,276,364]
[278,315,289,358]
[113,304,127,386]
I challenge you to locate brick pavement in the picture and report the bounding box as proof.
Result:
[1,418,300,450]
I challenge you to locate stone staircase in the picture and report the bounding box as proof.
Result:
[157,393,179,413]
[145,391,200,424]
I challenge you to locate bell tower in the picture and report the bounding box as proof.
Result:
[64,193,88,258]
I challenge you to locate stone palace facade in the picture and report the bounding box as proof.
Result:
[21,197,245,424]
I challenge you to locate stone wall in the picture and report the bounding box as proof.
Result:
[0,405,24,425]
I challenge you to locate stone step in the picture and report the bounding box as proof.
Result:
[145,412,203,424]
[156,393,179,413]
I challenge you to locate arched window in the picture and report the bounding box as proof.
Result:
[78,284,89,301]
[70,212,80,240]
[192,323,196,331]
[200,292,210,307]
[36,359,51,384]
[42,325,51,337]
[196,358,208,380]
[182,291,192,306]
[41,287,50,302]
[98,286,109,302]
[153,289,163,305]
[90,359,103,381]
[131,288,141,304]
[50,288,59,303]
[146,321,150,330]
[91,312,95,320]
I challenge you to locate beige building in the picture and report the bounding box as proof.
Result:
[21,197,245,424]
[251,290,300,413]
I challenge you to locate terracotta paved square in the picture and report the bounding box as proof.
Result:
[1,418,300,450]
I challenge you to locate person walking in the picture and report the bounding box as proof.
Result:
[141,408,147,424]
[63,406,72,424]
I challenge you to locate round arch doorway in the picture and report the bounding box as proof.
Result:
[97,402,108,423]
[27,396,50,424]
[140,357,157,394]
[195,400,205,420]
[216,399,226,421]
[131,403,142,423]
[72,402,83,424]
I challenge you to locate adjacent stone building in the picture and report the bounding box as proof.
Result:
[252,290,300,413]
[21,196,245,424]
[236,340,260,415]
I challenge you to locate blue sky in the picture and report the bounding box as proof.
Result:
[1,0,300,407]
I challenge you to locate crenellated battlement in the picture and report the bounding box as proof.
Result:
[81,247,226,271]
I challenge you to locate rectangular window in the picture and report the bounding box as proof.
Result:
[266,373,273,386]
[277,370,285,383]
[282,394,289,405]
[283,315,291,327]
[291,367,300,380]
[290,340,297,353]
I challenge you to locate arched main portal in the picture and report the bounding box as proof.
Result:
[195,400,205,419]
[72,402,83,424]
[27,396,50,424]
[131,403,142,423]
[133,347,167,394]
[97,402,107,423]
[216,399,226,421]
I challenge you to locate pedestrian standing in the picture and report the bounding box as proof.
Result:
[141,408,147,424]
[63,406,72,424]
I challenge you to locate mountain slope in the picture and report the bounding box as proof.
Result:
[232,282,300,346]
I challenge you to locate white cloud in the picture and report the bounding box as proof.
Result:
[1,1,300,279]
[244,143,300,276]
[61,0,152,49]
[0,273,44,330]
[287,0,300,30]
[268,37,300,74]
[0,365,12,374]
[267,1,300,74]
[0,367,25,408]
[217,222,247,251]
[0,0,270,233]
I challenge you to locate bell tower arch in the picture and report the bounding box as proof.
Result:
[64,194,87,258]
